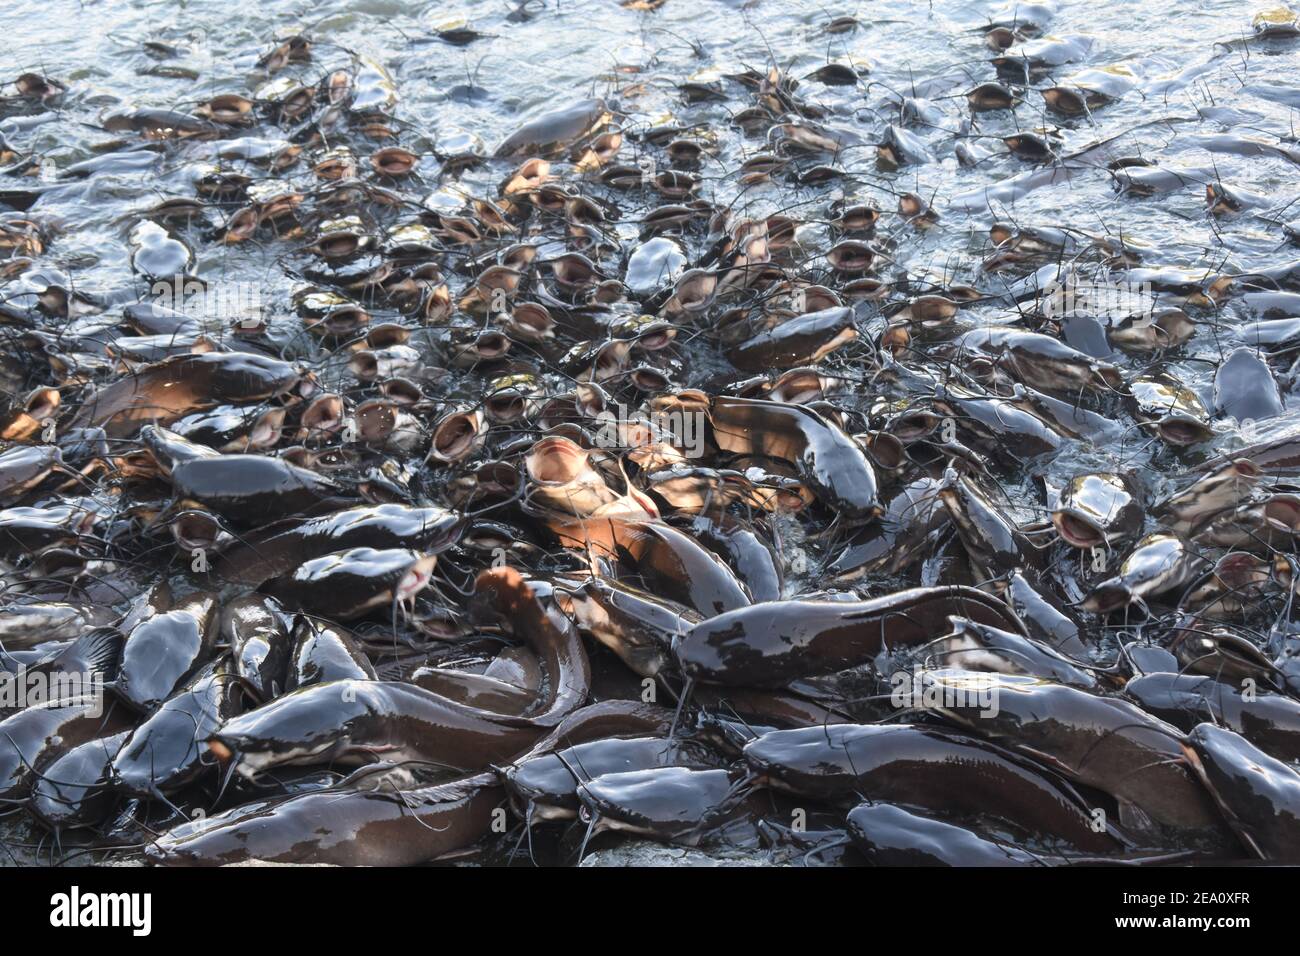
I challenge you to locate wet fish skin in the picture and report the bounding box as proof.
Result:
[744,722,1120,853]
[675,586,1025,686]
[1185,723,1300,859]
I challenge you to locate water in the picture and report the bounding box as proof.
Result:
[2,0,1300,864]
[5,0,1297,458]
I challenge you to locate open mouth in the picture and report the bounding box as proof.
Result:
[248,410,284,449]
[485,392,527,422]
[1265,497,1300,534]
[1156,418,1215,446]
[396,555,438,603]
[526,437,589,486]
[430,410,486,463]
[172,511,221,550]
[349,352,381,381]
[300,394,344,439]
[1052,511,1105,549]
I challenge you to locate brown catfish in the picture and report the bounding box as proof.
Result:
[706,394,880,519]
[675,586,1025,686]
[149,700,672,866]
[208,568,591,776]
[69,352,304,437]
[744,722,1122,853]
[927,671,1237,851]
[145,766,503,866]
[1183,722,1300,860]
[494,99,610,159]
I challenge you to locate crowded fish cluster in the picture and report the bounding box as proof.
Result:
[3,0,1300,865]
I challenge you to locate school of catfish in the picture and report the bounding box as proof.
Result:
[2,0,1300,866]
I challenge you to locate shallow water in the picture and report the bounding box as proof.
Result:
[3,0,1300,864]
[5,0,1298,474]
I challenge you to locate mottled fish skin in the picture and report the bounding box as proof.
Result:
[846,803,1043,866]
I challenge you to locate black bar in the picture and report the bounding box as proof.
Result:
[10,864,1278,939]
